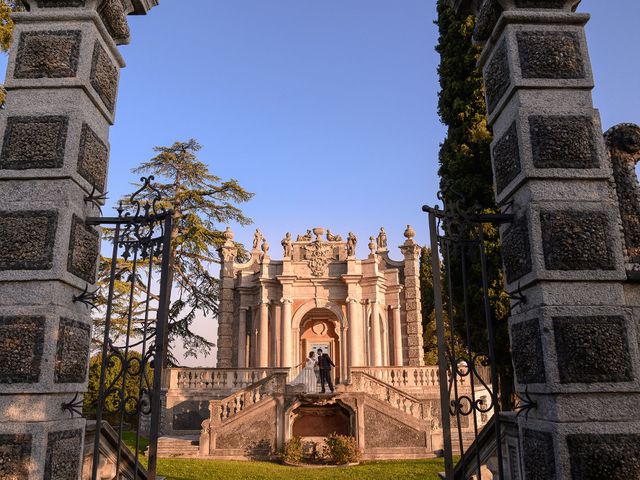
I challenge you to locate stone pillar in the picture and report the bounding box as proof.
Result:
[400,225,424,366]
[257,301,269,368]
[237,307,248,368]
[280,298,292,368]
[453,0,640,477]
[347,298,364,368]
[217,228,237,368]
[249,309,258,368]
[370,301,382,366]
[392,306,404,366]
[0,2,157,478]
[381,308,389,366]
[269,301,278,367]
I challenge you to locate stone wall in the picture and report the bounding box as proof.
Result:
[0,1,157,478]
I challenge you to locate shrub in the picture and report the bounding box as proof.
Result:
[322,433,360,465]
[279,436,303,464]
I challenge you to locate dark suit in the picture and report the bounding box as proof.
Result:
[318,353,335,393]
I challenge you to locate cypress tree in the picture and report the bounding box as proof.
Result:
[435,0,512,408]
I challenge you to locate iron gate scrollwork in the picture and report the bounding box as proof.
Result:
[423,188,514,480]
[84,176,173,480]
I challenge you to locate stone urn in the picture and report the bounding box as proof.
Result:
[312,227,325,241]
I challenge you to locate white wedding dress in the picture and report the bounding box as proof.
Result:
[291,357,319,393]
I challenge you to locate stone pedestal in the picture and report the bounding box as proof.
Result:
[452,0,640,477]
[0,1,157,478]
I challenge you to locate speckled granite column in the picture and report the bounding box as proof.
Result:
[400,225,424,366]
[0,1,157,478]
[216,228,237,368]
[450,0,640,478]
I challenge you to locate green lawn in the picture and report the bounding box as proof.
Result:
[155,458,445,480]
[121,432,445,479]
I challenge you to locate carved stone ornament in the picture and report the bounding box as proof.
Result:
[605,123,640,267]
[368,236,376,255]
[222,226,234,246]
[306,239,331,277]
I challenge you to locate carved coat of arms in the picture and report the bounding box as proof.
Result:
[306,240,331,277]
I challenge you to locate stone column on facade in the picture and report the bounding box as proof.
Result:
[391,306,404,366]
[369,300,383,366]
[380,308,388,366]
[237,307,248,368]
[249,308,258,368]
[347,297,364,368]
[451,0,640,477]
[0,2,157,478]
[257,301,270,368]
[280,298,293,368]
[400,225,424,366]
[269,301,279,367]
[340,322,348,382]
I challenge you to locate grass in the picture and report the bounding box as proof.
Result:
[121,430,150,454]
[121,432,445,479]
[155,458,445,480]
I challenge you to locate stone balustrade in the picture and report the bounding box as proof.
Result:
[168,365,492,397]
[166,367,289,392]
[350,371,428,421]
[352,366,441,391]
[209,372,286,424]
[352,365,491,392]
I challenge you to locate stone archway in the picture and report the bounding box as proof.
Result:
[299,309,341,382]
[291,299,347,381]
[286,399,356,452]
[291,403,351,437]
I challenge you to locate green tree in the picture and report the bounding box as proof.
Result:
[96,139,254,365]
[419,246,438,364]
[0,1,25,105]
[435,0,512,407]
[83,351,151,423]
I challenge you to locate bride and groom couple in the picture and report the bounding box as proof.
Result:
[291,349,335,394]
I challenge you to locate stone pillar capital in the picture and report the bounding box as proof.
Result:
[131,0,160,14]
[280,298,293,304]
[346,297,359,304]
[450,0,580,16]
[24,0,159,46]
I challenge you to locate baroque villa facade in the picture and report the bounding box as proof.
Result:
[216,225,425,374]
[158,226,488,459]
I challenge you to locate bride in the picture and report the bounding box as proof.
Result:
[291,351,319,393]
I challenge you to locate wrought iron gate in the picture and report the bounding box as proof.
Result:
[83,176,172,479]
[423,191,514,480]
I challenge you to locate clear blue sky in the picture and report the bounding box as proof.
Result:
[5,1,638,365]
[115,0,640,258]
[122,0,639,365]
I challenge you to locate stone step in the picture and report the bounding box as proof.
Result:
[156,435,201,457]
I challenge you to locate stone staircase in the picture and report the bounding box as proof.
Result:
[157,369,486,460]
[348,370,432,421]
[156,435,200,458]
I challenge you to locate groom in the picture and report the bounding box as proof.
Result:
[317,349,335,393]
